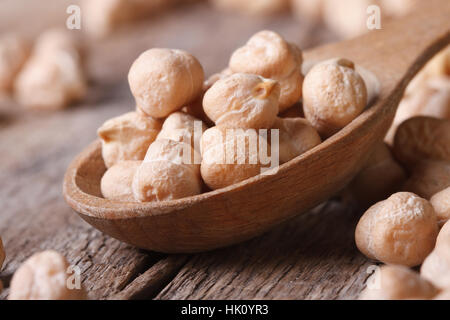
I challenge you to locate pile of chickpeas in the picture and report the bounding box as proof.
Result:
[355,46,450,300]
[98,30,368,202]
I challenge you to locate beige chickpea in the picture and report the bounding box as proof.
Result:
[156,112,207,153]
[204,68,233,92]
[14,29,86,110]
[203,73,280,129]
[359,265,438,300]
[393,117,450,169]
[128,48,204,118]
[200,126,268,190]
[380,0,418,17]
[421,243,450,290]
[210,0,289,16]
[385,77,450,144]
[0,236,4,270]
[350,143,407,207]
[132,139,202,202]
[437,220,450,247]
[229,31,303,112]
[355,192,439,267]
[402,161,450,199]
[0,34,30,93]
[430,187,450,227]
[97,111,162,168]
[272,117,321,164]
[82,0,170,38]
[303,58,367,137]
[9,250,86,300]
[101,161,141,201]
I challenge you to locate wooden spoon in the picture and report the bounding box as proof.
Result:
[64,1,450,253]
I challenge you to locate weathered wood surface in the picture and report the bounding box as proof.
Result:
[0,0,380,300]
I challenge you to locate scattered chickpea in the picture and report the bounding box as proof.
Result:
[402,161,450,199]
[9,250,86,300]
[203,73,280,129]
[393,117,450,169]
[14,29,86,110]
[229,30,303,112]
[128,48,204,118]
[210,0,289,16]
[132,139,202,202]
[272,117,321,164]
[0,34,30,93]
[359,265,438,300]
[101,161,142,201]
[156,111,207,153]
[349,143,407,207]
[97,111,162,168]
[355,192,439,267]
[430,187,450,227]
[303,58,367,137]
[200,126,267,190]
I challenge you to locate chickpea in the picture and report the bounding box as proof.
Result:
[9,250,86,300]
[385,77,450,144]
[350,143,407,207]
[200,126,267,190]
[101,161,141,201]
[421,243,450,290]
[128,48,204,118]
[303,58,367,137]
[402,161,450,199]
[0,34,30,93]
[437,220,450,246]
[355,192,439,267]
[430,187,450,227]
[203,73,280,129]
[14,29,86,110]
[272,117,321,164]
[210,0,289,16]
[393,117,450,169]
[359,265,438,300]
[229,31,303,112]
[97,111,162,168]
[380,0,419,17]
[156,111,207,153]
[204,68,233,92]
[132,139,202,202]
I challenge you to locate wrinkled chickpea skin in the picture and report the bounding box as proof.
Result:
[132,139,202,202]
[9,250,86,300]
[359,265,438,300]
[203,73,280,129]
[98,111,162,168]
[128,48,204,118]
[229,30,303,112]
[303,58,367,137]
[101,161,142,201]
[355,192,439,267]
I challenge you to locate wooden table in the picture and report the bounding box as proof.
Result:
[0,0,372,300]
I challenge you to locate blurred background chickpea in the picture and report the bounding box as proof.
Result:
[431,187,450,227]
[0,34,29,94]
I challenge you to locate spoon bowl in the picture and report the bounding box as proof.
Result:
[64,1,450,253]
